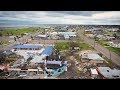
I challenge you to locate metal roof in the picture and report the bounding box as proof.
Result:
[97,67,120,79]
[82,53,104,61]
[13,45,41,49]
[58,32,76,35]
[41,46,53,56]
[37,34,47,37]
[46,61,62,66]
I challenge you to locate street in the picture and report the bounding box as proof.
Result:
[79,34,120,66]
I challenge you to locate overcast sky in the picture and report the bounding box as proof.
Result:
[0,11,120,25]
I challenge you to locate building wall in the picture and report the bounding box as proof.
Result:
[81,59,103,64]
[81,58,89,63]
[90,60,103,64]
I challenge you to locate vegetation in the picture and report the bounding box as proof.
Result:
[103,30,115,35]
[98,39,108,46]
[0,53,6,64]
[5,57,17,61]
[54,42,69,51]
[78,42,94,50]
[0,32,3,37]
[76,68,81,74]
[103,56,119,68]
[0,27,44,36]
[113,33,117,38]
[54,41,94,51]
[95,38,120,56]
[0,41,11,45]
[91,37,120,56]
[106,47,120,56]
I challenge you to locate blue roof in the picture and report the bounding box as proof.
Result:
[13,45,41,49]
[41,46,53,56]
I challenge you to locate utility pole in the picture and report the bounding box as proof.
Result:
[94,36,96,47]
[94,39,95,47]
[109,49,111,60]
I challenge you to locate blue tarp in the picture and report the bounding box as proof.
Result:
[13,45,41,49]
[41,46,53,56]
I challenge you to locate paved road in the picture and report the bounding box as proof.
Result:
[79,33,120,66]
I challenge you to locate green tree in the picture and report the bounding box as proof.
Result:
[54,49,60,56]
[14,37,16,41]
[10,32,13,35]
[0,32,3,37]
[21,33,24,37]
[7,32,9,36]
[0,53,6,64]
[113,33,117,38]
[31,36,34,40]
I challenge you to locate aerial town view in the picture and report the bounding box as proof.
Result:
[0,11,120,79]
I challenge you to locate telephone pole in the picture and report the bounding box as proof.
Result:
[109,49,111,60]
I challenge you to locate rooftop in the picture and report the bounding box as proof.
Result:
[91,69,98,75]
[97,67,120,79]
[82,53,104,61]
[46,64,63,69]
[46,61,62,66]
[13,44,41,49]
[41,46,53,56]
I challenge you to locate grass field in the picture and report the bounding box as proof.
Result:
[106,47,120,56]
[54,41,94,51]
[97,39,120,56]
[78,42,94,50]
[5,57,17,61]
[0,27,44,36]
[103,56,120,68]
[91,38,120,56]
[54,42,69,51]
[0,41,11,45]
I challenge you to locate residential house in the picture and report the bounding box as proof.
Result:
[96,67,120,79]
[81,53,104,65]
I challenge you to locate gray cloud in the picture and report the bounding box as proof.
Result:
[49,11,106,16]
[0,11,120,25]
